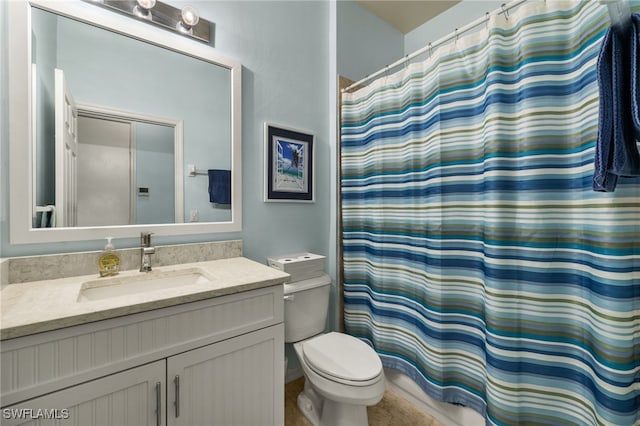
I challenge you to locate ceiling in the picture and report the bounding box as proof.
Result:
[356,0,461,34]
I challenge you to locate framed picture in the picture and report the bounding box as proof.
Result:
[264,123,315,202]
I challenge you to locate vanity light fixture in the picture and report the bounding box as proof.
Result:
[83,0,211,43]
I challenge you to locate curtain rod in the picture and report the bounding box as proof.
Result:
[343,0,530,93]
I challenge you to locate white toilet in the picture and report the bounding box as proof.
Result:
[284,273,385,426]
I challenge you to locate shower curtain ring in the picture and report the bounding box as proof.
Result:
[485,12,490,29]
[501,3,509,21]
[404,55,409,70]
[428,42,433,57]
[455,28,459,42]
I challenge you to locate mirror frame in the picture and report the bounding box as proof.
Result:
[8,0,242,244]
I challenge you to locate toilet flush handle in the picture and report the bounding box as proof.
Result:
[284,295,295,302]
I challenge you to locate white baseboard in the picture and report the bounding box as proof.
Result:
[384,368,484,426]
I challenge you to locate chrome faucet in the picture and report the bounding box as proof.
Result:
[139,232,155,272]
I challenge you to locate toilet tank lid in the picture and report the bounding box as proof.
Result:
[283,273,331,295]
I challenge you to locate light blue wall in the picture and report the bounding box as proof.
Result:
[405,1,518,55]
[1,1,333,272]
[337,1,404,82]
[31,9,57,223]
[135,122,175,224]
[185,0,332,265]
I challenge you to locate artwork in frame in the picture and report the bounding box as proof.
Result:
[264,123,315,202]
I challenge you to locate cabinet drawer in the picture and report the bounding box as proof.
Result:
[1,285,283,406]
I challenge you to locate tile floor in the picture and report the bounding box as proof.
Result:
[285,377,444,426]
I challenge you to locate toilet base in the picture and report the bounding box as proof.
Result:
[297,379,369,426]
[297,380,322,426]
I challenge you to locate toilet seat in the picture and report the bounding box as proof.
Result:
[302,332,383,386]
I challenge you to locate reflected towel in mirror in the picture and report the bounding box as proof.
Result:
[208,169,231,204]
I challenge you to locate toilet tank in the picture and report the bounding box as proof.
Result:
[283,274,331,343]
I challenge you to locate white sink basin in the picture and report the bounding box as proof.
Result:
[78,268,212,302]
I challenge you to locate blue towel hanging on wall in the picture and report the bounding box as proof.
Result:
[593,13,640,191]
[208,169,231,204]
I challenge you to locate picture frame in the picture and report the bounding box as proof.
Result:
[264,122,315,203]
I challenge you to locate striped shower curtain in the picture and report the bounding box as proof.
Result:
[341,1,640,425]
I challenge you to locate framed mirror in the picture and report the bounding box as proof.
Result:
[8,0,242,244]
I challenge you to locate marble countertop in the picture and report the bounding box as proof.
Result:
[0,257,290,340]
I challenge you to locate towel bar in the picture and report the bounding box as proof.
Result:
[187,164,208,177]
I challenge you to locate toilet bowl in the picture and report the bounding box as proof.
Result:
[293,332,385,425]
[279,269,385,426]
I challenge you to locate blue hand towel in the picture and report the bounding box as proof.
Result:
[208,169,231,204]
[593,13,640,192]
[593,24,617,191]
[632,14,640,136]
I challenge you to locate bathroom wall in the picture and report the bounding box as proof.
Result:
[337,1,404,82]
[404,0,504,55]
[1,1,335,376]
[186,0,333,264]
[135,122,176,224]
[0,0,334,282]
[31,8,57,219]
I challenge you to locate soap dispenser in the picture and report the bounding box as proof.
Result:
[98,237,121,277]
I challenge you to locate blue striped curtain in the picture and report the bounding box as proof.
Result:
[341,1,640,425]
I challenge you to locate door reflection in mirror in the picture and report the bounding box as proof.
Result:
[75,115,176,227]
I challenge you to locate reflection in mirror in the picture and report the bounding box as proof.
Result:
[31,5,231,228]
[76,111,177,227]
[9,0,242,243]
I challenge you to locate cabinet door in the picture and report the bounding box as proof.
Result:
[1,360,166,426]
[167,324,284,426]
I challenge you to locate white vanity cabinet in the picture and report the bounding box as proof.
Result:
[1,285,284,426]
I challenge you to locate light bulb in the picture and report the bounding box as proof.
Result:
[137,0,156,9]
[181,6,199,27]
[133,0,156,19]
